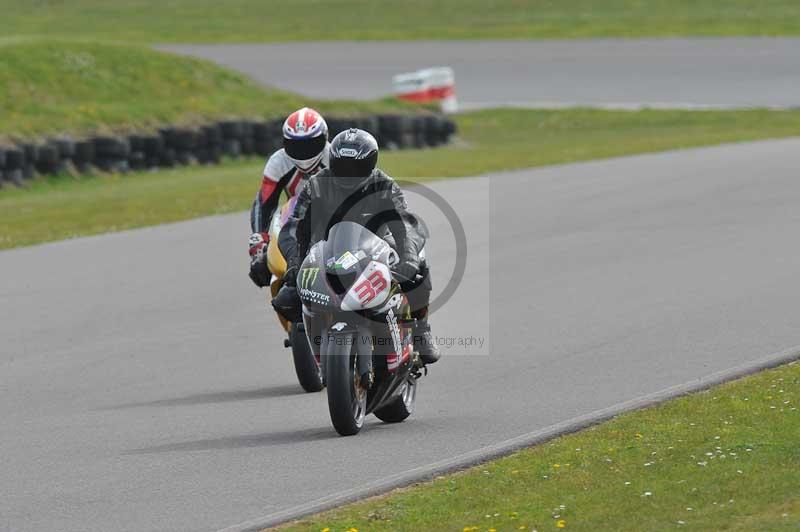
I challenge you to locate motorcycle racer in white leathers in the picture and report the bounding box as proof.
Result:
[248,107,330,287]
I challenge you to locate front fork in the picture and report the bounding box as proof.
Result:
[355,329,374,386]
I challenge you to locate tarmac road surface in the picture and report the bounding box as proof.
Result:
[3,138,800,531]
[160,38,800,109]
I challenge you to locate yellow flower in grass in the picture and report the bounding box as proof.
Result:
[556,519,567,528]
[321,528,330,532]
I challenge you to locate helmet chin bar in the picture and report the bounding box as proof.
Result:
[289,151,324,173]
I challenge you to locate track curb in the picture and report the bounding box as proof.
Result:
[218,346,800,532]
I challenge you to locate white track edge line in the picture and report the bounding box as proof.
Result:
[218,346,800,532]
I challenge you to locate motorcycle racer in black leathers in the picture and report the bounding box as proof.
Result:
[275,128,440,365]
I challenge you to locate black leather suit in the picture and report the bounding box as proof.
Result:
[278,168,431,315]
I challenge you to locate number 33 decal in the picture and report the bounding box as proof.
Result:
[354,270,388,304]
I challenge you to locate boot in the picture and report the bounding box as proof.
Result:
[413,318,440,365]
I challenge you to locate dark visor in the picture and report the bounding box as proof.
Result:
[330,153,376,179]
[284,135,326,161]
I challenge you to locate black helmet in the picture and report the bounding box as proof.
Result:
[329,128,378,189]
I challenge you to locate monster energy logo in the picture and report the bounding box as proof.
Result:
[299,267,319,289]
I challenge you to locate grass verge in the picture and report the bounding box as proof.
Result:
[0,40,412,138]
[278,360,800,531]
[1,1,798,42]
[3,108,800,250]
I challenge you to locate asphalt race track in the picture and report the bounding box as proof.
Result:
[161,38,800,109]
[4,137,800,531]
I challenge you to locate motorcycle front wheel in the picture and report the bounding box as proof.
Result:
[290,323,323,393]
[325,335,367,436]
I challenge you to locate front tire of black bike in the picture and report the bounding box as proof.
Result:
[325,336,366,436]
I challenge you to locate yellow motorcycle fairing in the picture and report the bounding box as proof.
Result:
[267,197,297,332]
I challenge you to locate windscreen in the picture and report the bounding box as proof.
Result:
[323,222,391,266]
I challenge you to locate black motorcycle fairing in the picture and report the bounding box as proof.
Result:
[297,241,336,310]
[299,222,395,311]
[300,221,419,432]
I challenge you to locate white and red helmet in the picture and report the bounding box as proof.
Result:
[282,107,328,172]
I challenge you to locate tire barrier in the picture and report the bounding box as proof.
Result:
[0,113,456,188]
[1,146,25,187]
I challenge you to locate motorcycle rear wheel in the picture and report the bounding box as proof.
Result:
[290,323,323,393]
[374,377,417,423]
[326,337,367,436]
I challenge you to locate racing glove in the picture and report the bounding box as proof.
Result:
[248,232,271,288]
